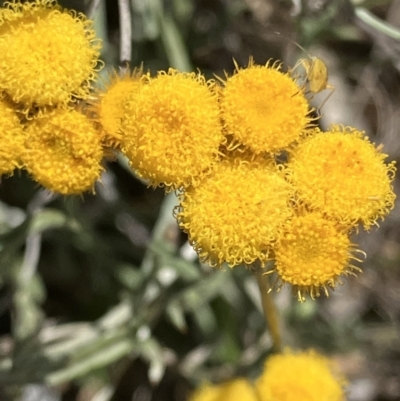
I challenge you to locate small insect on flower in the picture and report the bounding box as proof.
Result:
[290,42,335,110]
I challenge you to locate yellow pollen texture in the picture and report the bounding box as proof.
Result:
[221,61,310,154]
[0,0,101,108]
[23,109,104,195]
[0,99,25,175]
[274,212,355,299]
[288,127,396,228]
[256,349,345,401]
[95,70,144,147]
[189,379,258,401]
[176,159,293,267]
[122,70,223,190]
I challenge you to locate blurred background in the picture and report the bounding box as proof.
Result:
[0,0,400,400]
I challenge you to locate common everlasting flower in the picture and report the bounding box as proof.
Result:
[256,349,346,401]
[176,156,293,267]
[91,68,144,148]
[220,58,311,154]
[0,0,102,109]
[189,378,257,401]
[122,69,223,190]
[0,98,25,175]
[23,109,103,195]
[287,126,396,229]
[271,211,361,301]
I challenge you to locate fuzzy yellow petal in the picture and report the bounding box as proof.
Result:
[220,59,311,154]
[122,69,223,190]
[176,156,293,267]
[23,109,104,195]
[0,0,102,109]
[287,126,396,229]
[256,349,346,401]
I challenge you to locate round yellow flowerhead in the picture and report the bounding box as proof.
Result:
[0,99,25,176]
[92,68,144,148]
[189,378,258,401]
[220,58,311,154]
[0,0,102,109]
[23,109,104,195]
[256,349,346,401]
[176,156,294,267]
[122,69,223,190]
[287,126,396,229]
[272,211,361,301]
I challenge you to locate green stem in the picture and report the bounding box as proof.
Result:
[254,266,282,352]
[355,7,400,39]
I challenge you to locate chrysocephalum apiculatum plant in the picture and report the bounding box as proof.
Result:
[255,349,346,401]
[189,378,258,401]
[121,69,224,191]
[0,0,397,397]
[0,0,102,113]
[23,108,104,195]
[188,349,346,401]
[89,67,145,149]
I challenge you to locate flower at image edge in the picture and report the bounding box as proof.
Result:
[255,349,346,401]
[189,378,258,401]
[0,98,25,175]
[121,69,223,190]
[271,211,362,301]
[23,109,104,195]
[287,126,396,229]
[220,58,311,154]
[0,0,102,109]
[176,156,294,267]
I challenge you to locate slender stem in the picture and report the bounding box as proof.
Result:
[21,190,56,284]
[87,0,102,19]
[118,0,132,73]
[254,265,282,352]
[355,7,400,40]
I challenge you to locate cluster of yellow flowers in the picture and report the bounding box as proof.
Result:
[96,58,396,301]
[190,349,346,401]
[0,0,396,300]
[0,0,103,194]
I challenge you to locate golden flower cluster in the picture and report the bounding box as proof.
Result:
[171,60,396,301]
[0,1,396,299]
[189,348,346,401]
[0,0,104,194]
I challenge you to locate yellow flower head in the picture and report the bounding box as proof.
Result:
[220,58,311,154]
[189,378,258,401]
[272,211,361,301]
[0,0,102,109]
[91,68,144,148]
[122,69,223,190]
[23,109,104,195]
[176,157,294,267]
[288,126,396,229]
[0,99,25,175]
[256,349,346,401]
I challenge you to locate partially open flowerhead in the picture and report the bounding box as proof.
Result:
[23,108,103,195]
[176,155,294,267]
[0,98,25,176]
[271,210,362,301]
[0,0,102,110]
[122,69,223,190]
[189,378,258,401]
[220,58,311,154]
[287,126,396,229]
[91,67,145,148]
[256,349,346,401]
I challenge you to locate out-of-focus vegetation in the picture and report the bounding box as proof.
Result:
[0,0,400,400]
